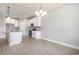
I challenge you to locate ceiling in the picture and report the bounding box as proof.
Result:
[0,3,65,19]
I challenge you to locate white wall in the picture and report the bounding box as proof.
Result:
[0,14,5,38]
[42,4,79,47]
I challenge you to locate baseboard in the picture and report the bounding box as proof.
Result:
[42,37,79,50]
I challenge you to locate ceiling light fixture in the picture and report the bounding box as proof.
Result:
[35,3,47,17]
[6,6,11,22]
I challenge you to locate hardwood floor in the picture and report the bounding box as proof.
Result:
[0,37,79,55]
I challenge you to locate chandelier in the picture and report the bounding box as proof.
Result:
[35,3,47,17]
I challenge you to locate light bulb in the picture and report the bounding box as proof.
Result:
[37,14,40,16]
[6,17,10,23]
[35,11,38,15]
[40,9,43,13]
[41,14,44,17]
[43,11,47,15]
[35,11,39,16]
[7,17,10,20]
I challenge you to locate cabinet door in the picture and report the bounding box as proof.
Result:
[32,31,41,39]
[10,32,22,45]
[36,31,41,39]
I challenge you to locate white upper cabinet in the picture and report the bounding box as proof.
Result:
[5,17,15,24]
[5,17,19,27]
[28,17,41,26]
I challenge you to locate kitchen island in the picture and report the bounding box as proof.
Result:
[7,32,22,46]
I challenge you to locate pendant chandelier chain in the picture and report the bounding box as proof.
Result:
[7,6,10,17]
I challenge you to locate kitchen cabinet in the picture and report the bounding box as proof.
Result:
[32,31,41,39]
[7,32,22,46]
[6,18,19,27]
[14,20,19,27]
[28,17,41,26]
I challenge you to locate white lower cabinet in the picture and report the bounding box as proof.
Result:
[32,31,41,39]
